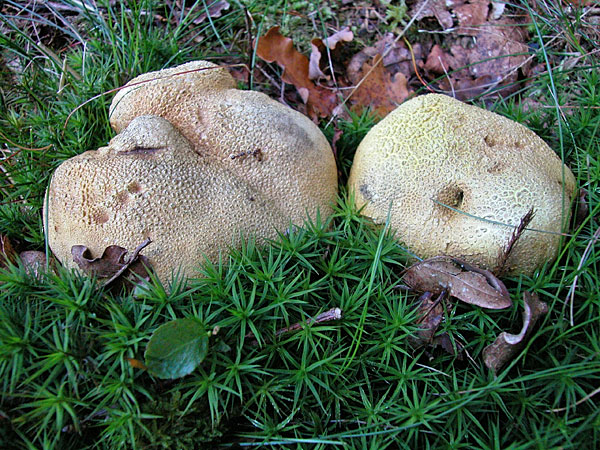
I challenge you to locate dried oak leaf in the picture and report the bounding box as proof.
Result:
[454,0,490,35]
[71,238,152,289]
[411,0,454,30]
[347,47,412,118]
[403,256,512,309]
[0,234,16,268]
[194,0,230,25]
[309,27,353,81]
[412,291,444,345]
[256,26,339,119]
[483,292,548,373]
[410,291,464,356]
[433,19,531,99]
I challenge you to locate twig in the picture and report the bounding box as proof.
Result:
[276,307,342,337]
[494,207,535,276]
[547,386,600,413]
[247,307,342,345]
[102,238,152,288]
[0,131,52,151]
[439,55,455,98]
[403,37,435,93]
[430,198,570,237]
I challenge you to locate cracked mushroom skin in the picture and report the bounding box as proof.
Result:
[348,94,576,276]
[109,60,337,226]
[46,116,301,283]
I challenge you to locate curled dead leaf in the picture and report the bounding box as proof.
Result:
[403,256,512,309]
[410,291,464,357]
[71,238,153,290]
[309,27,353,81]
[483,292,548,373]
[411,291,444,345]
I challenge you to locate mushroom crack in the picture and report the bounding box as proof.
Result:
[119,146,165,155]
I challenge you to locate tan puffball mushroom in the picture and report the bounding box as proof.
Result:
[46,60,337,284]
[348,94,576,276]
[46,116,295,282]
[109,60,337,224]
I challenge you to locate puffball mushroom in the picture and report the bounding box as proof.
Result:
[109,60,337,223]
[46,61,337,283]
[348,94,576,276]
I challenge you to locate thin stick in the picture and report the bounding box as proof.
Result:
[547,386,600,413]
[276,307,342,337]
[430,198,571,237]
[403,37,435,93]
[247,307,342,345]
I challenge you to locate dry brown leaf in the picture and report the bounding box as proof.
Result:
[411,0,454,30]
[309,27,353,81]
[308,44,328,81]
[403,256,512,309]
[256,26,339,119]
[126,357,148,370]
[377,33,424,77]
[436,19,530,99]
[483,292,548,373]
[0,234,16,268]
[346,33,419,117]
[347,53,411,117]
[72,245,130,278]
[72,238,152,290]
[194,0,230,24]
[330,127,343,158]
[412,0,494,35]
[424,44,448,73]
[19,251,48,278]
[410,291,464,356]
[256,26,310,90]
[572,188,589,230]
[454,0,490,35]
[412,291,444,345]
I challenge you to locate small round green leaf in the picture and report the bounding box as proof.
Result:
[144,318,208,379]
